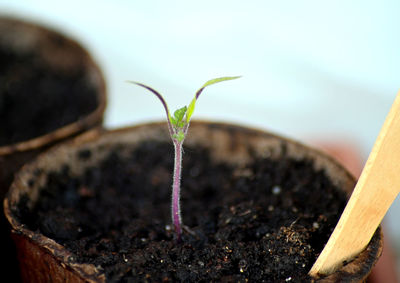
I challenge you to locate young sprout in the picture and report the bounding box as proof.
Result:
[128,76,240,242]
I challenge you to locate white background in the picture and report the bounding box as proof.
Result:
[1,0,399,269]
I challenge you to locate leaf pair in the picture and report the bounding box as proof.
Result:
[128,76,240,142]
[171,106,187,128]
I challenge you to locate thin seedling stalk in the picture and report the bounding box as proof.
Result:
[129,76,240,242]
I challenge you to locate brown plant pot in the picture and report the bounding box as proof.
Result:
[0,16,106,280]
[4,122,382,282]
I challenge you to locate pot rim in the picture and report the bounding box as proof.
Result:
[0,16,107,156]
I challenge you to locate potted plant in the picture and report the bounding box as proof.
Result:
[4,79,381,282]
[0,16,106,280]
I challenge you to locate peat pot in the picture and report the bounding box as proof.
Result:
[4,122,382,282]
[0,16,106,280]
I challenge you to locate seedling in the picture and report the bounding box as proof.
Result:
[128,76,240,242]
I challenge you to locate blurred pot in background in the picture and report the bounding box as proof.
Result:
[0,16,106,280]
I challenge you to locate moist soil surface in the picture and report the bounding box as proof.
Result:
[0,43,98,146]
[17,140,347,282]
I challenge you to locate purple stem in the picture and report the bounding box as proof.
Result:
[172,139,183,242]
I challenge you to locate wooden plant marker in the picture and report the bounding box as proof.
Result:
[309,91,400,277]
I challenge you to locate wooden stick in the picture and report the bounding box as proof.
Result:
[309,90,400,277]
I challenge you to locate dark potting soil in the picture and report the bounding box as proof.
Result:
[17,140,347,282]
[0,43,98,146]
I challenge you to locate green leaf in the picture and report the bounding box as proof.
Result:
[172,131,185,142]
[170,116,177,126]
[196,76,241,99]
[201,76,241,89]
[186,97,196,123]
[174,106,187,123]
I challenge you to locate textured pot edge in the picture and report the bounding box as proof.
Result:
[0,16,107,156]
[11,232,106,283]
[4,121,382,282]
[315,227,383,282]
